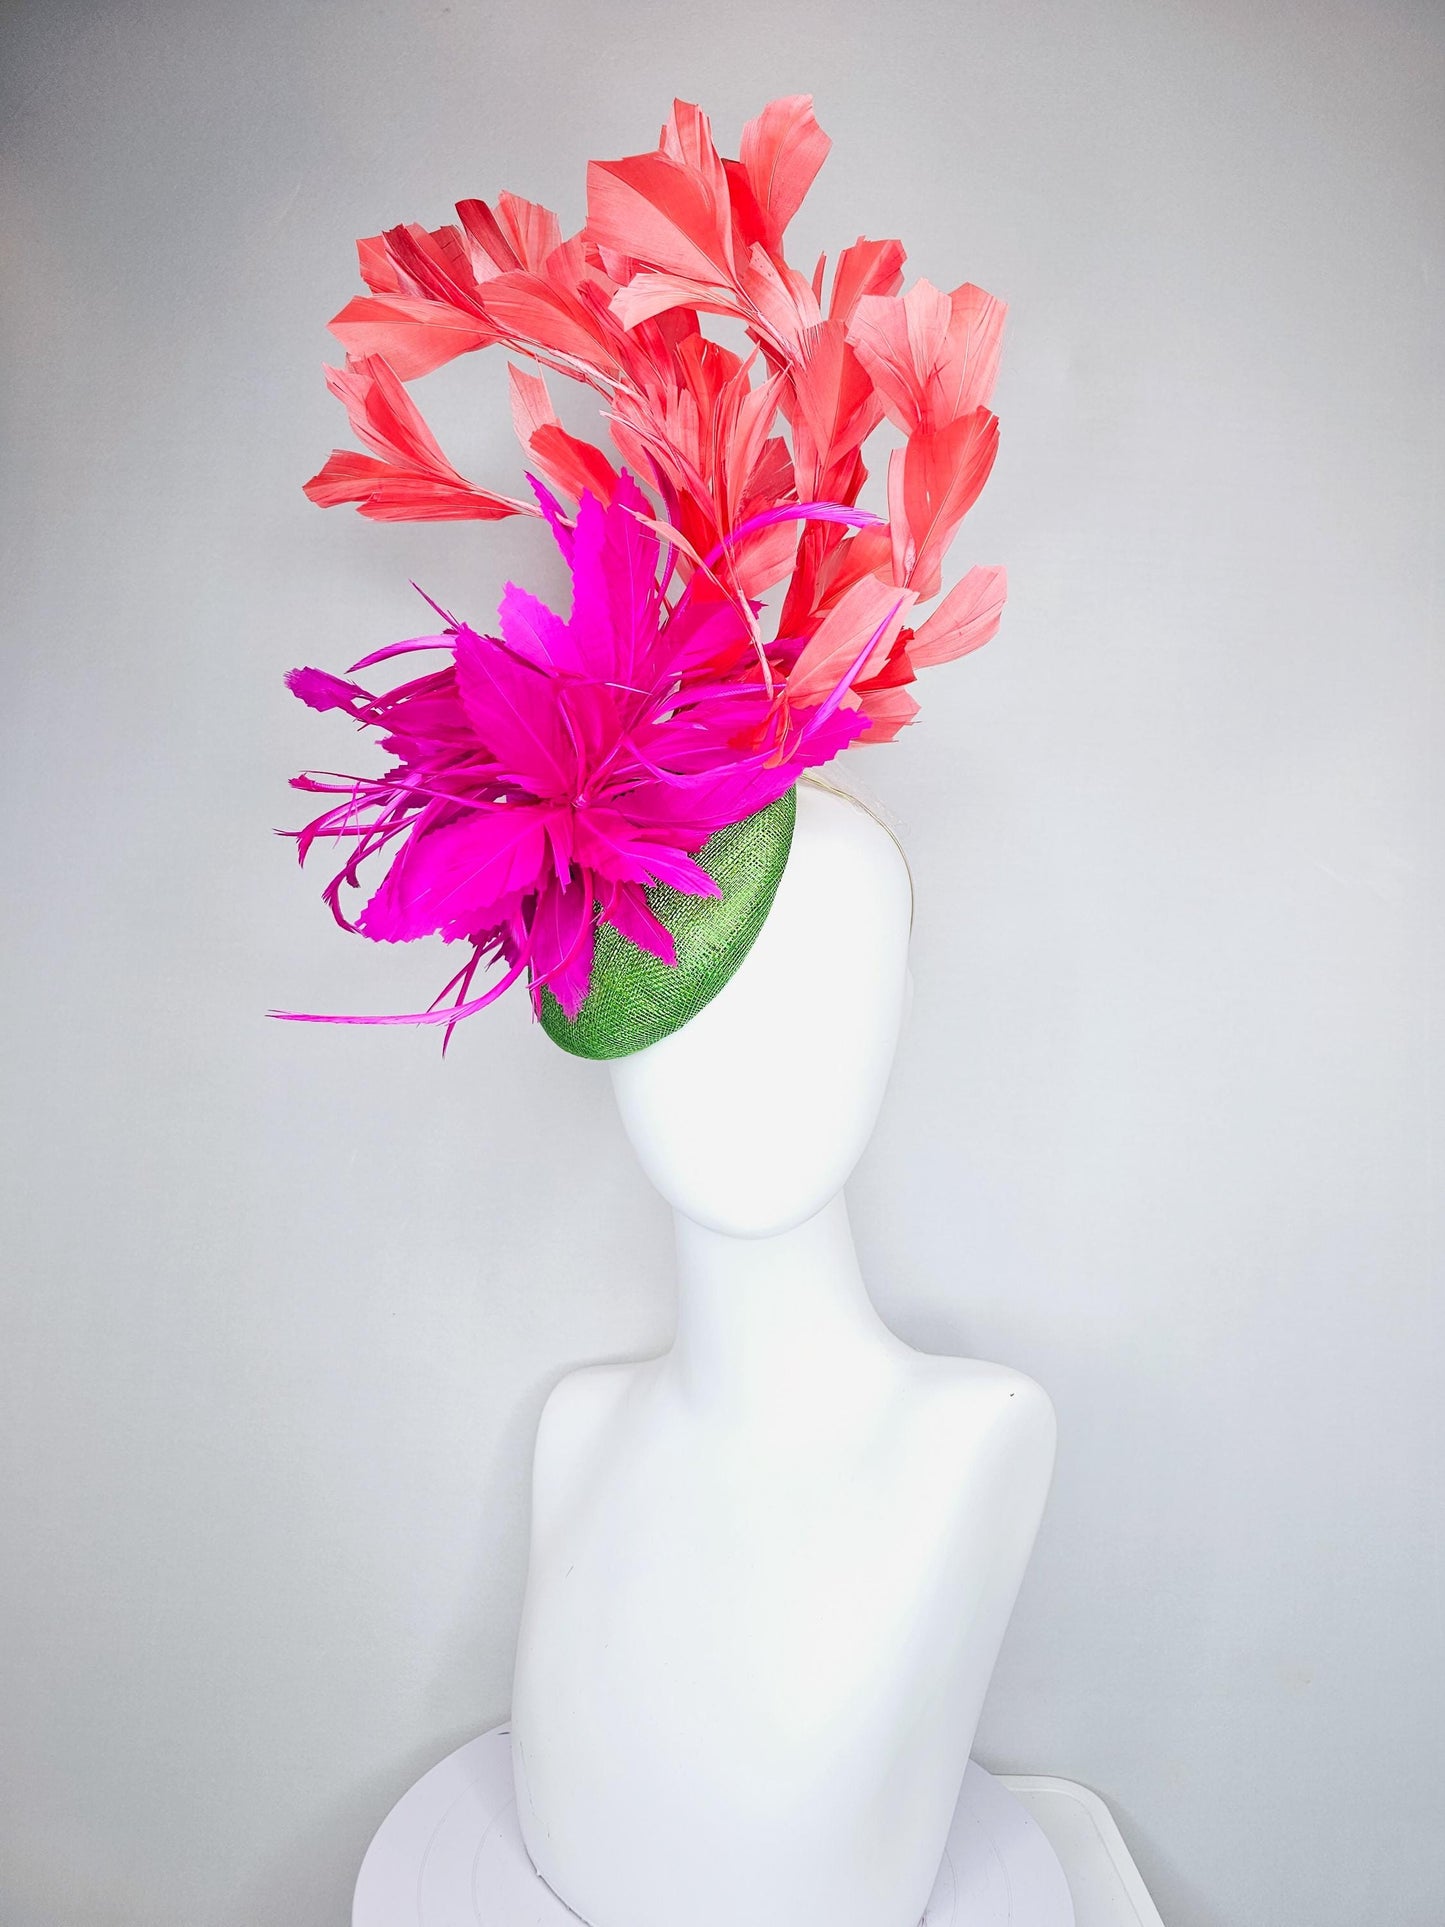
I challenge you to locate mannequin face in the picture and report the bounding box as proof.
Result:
[609,786,913,1238]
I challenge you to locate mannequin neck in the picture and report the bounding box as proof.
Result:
[667,1194,901,1417]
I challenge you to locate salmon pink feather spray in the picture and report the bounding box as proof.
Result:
[280,96,1008,1039]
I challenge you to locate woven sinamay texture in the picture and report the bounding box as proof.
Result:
[539,786,797,1060]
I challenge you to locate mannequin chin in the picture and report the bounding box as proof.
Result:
[609,783,912,1239]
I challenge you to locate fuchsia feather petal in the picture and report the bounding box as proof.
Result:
[600,882,678,967]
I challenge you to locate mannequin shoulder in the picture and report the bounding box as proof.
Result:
[533,1357,648,1466]
[526,1359,650,1535]
[905,1353,1057,1457]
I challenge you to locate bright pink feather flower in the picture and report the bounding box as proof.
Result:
[282,475,870,1032]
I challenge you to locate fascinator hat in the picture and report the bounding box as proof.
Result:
[279,96,1007,1056]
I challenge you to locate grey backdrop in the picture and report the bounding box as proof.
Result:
[2,2,1441,1923]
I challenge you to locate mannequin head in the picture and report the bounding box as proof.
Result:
[609,782,912,1238]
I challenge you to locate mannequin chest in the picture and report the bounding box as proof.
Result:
[517,1355,1051,1764]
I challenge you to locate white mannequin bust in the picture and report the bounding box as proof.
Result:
[510,781,1056,1927]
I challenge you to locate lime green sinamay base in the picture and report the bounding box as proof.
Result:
[538,787,797,1060]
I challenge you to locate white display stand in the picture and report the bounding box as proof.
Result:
[354,1725,1158,1927]
[1000,1780,1167,1927]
